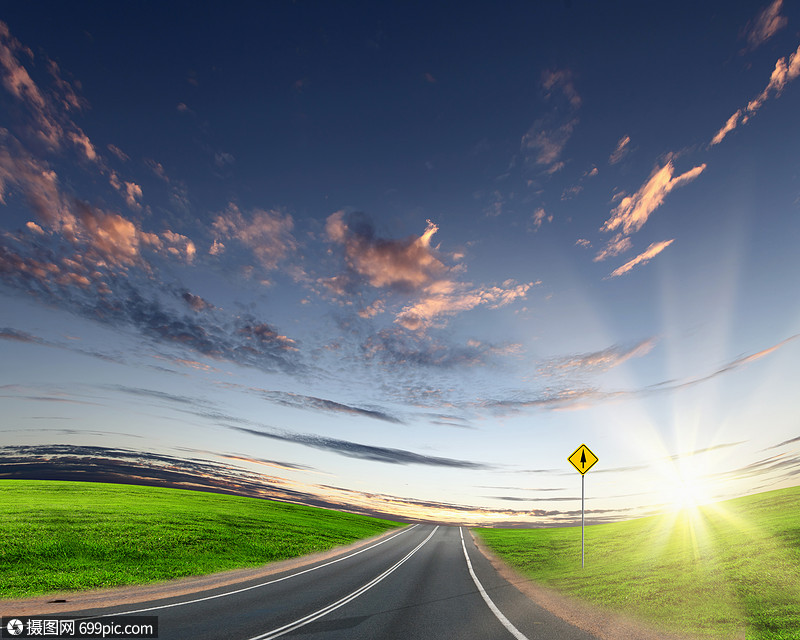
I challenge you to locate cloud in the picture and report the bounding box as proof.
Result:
[601,161,706,236]
[539,337,657,376]
[542,69,581,109]
[711,43,800,146]
[232,385,403,424]
[0,444,343,511]
[766,435,800,450]
[325,211,445,291]
[324,211,533,331]
[69,130,97,162]
[608,239,675,277]
[609,135,631,165]
[212,203,296,271]
[593,233,632,262]
[0,239,302,373]
[487,334,798,414]
[107,144,129,162]
[744,0,787,50]
[517,69,580,176]
[181,291,213,312]
[363,328,521,369]
[531,207,552,230]
[521,118,577,172]
[0,327,45,344]
[394,279,532,331]
[231,426,492,469]
[575,238,591,248]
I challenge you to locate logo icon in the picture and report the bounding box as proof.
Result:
[7,619,24,636]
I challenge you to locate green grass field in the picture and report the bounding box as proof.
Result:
[0,480,402,599]
[475,485,800,640]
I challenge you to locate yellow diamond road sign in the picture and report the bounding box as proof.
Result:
[568,444,598,475]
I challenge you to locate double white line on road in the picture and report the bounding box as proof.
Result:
[249,526,439,640]
[460,527,530,640]
[97,524,419,617]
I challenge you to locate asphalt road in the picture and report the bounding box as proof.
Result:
[42,525,598,639]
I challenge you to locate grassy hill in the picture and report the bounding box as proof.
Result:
[0,479,402,599]
[475,485,800,640]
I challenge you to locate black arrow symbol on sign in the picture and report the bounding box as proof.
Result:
[580,450,586,468]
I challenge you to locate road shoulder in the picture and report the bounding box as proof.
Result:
[468,530,709,640]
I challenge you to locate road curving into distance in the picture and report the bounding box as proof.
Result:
[7,525,598,639]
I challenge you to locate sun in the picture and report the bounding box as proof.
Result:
[665,467,713,513]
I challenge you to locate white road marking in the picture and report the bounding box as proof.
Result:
[249,525,439,640]
[460,527,530,640]
[94,524,418,617]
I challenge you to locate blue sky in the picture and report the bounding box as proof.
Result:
[1,1,799,525]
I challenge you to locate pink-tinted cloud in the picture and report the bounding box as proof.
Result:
[593,232,632,262]
[601,160,706,235]
[0,143,72,231]
[213,203,296,271]
[608,239,674,277]
[521,118,577,170]
[609,135,631,164]
[542,69,581,109]
[326,211,445,290]
[395,280,532,331]
[69,130,97,162]
[325,212,533,331]
[531,207,552,230]
[539,337,657,376]
[162,230,196,262]
[107,144,129,162]
[711,43,800,146]
[744,0,787,50]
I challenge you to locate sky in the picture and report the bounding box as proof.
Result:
[1,1,799,527]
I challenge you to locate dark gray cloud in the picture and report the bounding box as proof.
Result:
[0,327,46,343]
[766,435,800,450]
[231,426,492,469]
[0,444,409,522]
[363,328,513,369]
[710,453,800,482]
[0,234,303,374]
[253,388,402,424]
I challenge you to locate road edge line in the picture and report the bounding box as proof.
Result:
[459,527,530,640]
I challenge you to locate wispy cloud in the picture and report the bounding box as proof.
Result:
[521,118,577,174]
[601,162,706,236]
[486,334,798,414]
[595,156,703,274]
[363,327,521,369]
[0,234,302,373]
[231,426,492,469]
[609,135,631,164]
[217,382,404,424]
[765,435,800,450]
[519,69,581,175]
[608,239,674,278]
[542,69,581,109]
[212,203,296,272]
[711,42,800,146]
[743,0,787,51]
[538,337,657,376]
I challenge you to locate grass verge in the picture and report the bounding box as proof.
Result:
[475,485,800,640]
[0,479,402,599]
